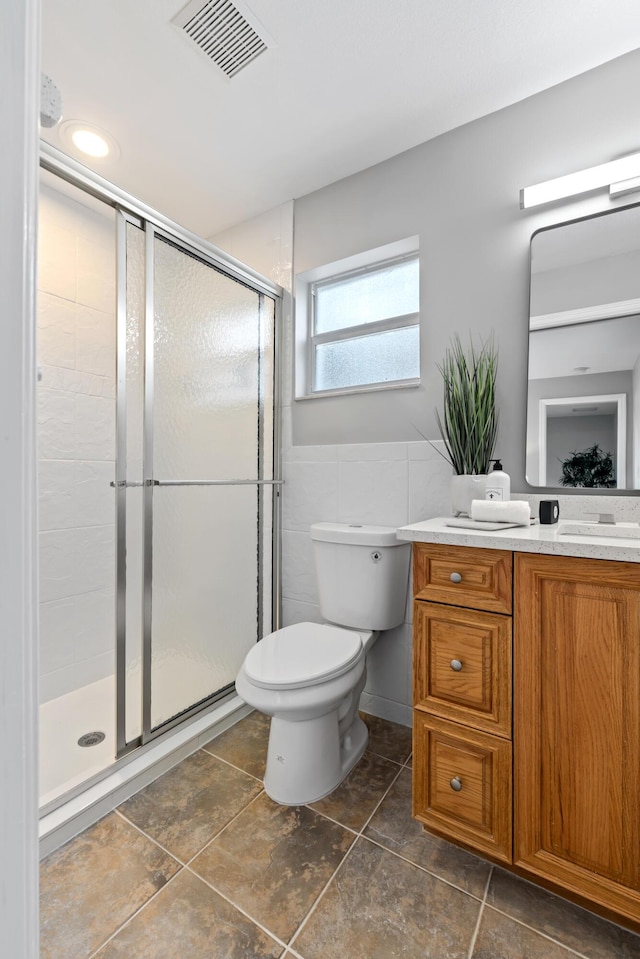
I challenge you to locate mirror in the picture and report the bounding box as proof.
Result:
[526,203,640,490]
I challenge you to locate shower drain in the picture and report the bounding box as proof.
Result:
[77,731,106,748]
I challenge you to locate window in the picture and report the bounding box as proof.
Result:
[295,239,420,397]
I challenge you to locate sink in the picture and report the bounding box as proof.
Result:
[558,521,640,540]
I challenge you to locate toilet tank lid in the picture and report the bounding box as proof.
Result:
[310,522,404,547]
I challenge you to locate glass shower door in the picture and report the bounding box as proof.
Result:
[145,232,275,734]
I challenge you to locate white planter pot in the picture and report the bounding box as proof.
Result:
[451,474,488,516]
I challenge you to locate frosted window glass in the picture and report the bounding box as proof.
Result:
[315,326,419,391]
[150,486,258,728]
[315,257,418,334]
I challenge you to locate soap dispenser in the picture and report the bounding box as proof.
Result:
[485,459,510,501]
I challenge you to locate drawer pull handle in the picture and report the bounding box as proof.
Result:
[449,572,462,584]
[450,776,463,792]
[450,659,463,672]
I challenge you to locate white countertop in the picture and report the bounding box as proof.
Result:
[397,517,640,563]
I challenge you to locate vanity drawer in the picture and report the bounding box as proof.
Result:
[413,602,511,737]
[413,713,512,863]
[413,543,512,614]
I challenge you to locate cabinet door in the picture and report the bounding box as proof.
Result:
[515,553,640,925]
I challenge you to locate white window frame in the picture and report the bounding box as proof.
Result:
[294,236,420,399]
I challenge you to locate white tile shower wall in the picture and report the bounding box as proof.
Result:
[37,184,116,704]
[210,202,294,295]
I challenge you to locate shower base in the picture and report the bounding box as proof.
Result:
[39,675,250,858]
[40,675,116,809]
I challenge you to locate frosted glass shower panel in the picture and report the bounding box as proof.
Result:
[120,222,145,743]
[125,222,145,482]
[124,486,144,741]
[150,485,258,728]
[259,294,276,481]
[153,238,262,480]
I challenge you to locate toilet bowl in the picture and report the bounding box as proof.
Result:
[236,622,375,804]
[236,523,410,805]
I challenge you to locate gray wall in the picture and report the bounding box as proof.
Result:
[634,355,640,486]
[291,48,640,490]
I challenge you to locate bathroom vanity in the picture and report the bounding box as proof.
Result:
[397,518,640,931]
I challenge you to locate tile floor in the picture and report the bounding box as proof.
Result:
[40,712,640,959]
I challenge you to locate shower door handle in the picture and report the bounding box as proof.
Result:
[149,479,284,487]
[110,480,145,488]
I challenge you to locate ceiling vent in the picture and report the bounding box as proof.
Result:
[172,0,275,79]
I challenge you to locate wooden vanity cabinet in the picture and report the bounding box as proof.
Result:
[515,552,640,927]
[412,542,640,929]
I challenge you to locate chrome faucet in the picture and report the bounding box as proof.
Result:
[590,512,616,525]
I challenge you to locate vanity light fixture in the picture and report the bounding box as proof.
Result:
[520,151,640,209]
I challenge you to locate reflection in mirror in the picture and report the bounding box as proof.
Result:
[526,203,640,490]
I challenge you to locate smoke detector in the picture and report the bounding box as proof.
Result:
[172,0,276,79]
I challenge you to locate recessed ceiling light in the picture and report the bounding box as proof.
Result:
[71,129,109,158]
[59,120,120,163]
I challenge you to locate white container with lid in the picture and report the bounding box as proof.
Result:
[485,459,510,501]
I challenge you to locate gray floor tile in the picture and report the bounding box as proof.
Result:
[472,907,579,958]
[94,870,284,959]
[488,867,640,959]
[40,812,181,959]
[361,711,412,764]
[191,792,355,942]
[203,709,270,779]
[309,749,400,830]
[292,836,481,959]
[117,748,262,861]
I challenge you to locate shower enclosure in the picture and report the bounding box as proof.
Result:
[37,148,280,811]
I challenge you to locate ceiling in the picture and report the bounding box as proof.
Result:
[529,314,640,380]
[40,0,640,238]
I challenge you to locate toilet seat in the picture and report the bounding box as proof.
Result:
[243,623,364,690]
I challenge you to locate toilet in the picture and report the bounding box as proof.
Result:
[235,522,411,805]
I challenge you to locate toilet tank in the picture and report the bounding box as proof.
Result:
[310,523,411,630]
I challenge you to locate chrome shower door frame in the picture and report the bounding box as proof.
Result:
[38,143,282,806]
